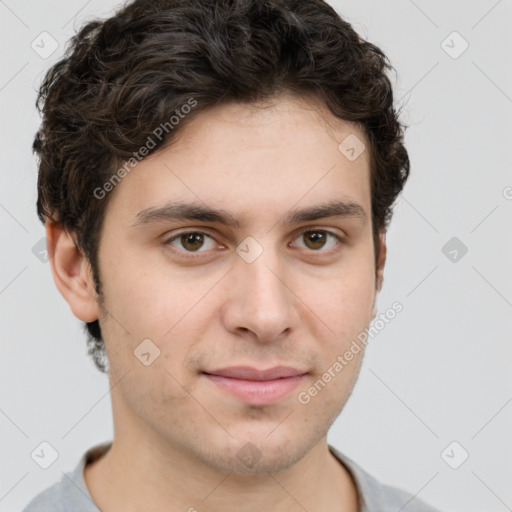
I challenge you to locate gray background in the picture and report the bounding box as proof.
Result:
[1,1,511,511]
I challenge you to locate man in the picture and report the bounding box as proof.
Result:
[24,0,441,510]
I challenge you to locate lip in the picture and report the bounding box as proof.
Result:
[203,366,307,406]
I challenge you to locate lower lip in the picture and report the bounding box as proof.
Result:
[204,373,306,406]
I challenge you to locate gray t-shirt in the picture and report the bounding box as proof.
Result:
[22,442,441,511]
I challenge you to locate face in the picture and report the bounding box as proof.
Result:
[86,94,384,474]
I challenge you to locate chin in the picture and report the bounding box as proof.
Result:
[196,431,316,475]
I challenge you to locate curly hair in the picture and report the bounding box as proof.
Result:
[34,0,410,373]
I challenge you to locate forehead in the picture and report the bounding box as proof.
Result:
[104,94,371,226]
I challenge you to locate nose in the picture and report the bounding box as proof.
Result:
[220,245,300,343]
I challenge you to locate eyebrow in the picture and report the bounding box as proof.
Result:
[131,199,366,229]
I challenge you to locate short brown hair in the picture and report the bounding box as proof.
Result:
[34,0,410,373]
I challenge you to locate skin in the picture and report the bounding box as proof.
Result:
[48,93,386,512]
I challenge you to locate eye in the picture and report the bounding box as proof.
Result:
[292,228,343,252]
[164,231,218,253]
[163,227,344,257]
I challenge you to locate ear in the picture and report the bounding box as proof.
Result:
[371,230,387,320]
[375,230,386,292]
[46,221,100,322]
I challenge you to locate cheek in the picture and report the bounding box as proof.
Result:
[313,270,373,399]
[100,263,191,341]
[112,360,196,437]
[105,323,199,410]
[305,265,375,343]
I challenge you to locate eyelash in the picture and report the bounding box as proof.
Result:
[163,227,344,257]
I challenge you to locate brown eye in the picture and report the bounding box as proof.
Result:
[165,231,217,253]
[293,229,341,252]
[303,231,327,250]
[180,233,205,251]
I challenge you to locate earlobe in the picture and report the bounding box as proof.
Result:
[46,221,100,323]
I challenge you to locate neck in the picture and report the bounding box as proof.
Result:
[84,433,359,512]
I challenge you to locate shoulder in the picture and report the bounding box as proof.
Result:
[329,445,442,512]
[22,442,110,512]
[22,478,71,512]
[22,473,98,512]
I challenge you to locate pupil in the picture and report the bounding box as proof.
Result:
[306,232,325,249]
[183,233,203,251]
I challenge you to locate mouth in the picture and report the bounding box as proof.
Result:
[202,366,308,406]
